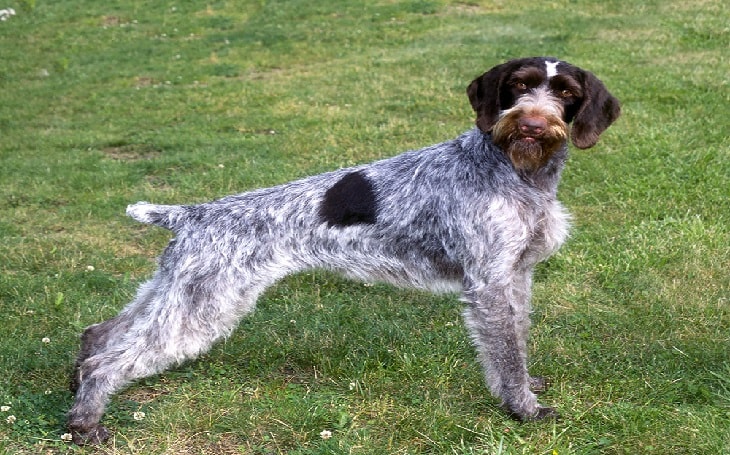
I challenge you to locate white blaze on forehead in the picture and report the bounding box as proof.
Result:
[545,60,560,78]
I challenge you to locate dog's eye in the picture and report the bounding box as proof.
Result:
[514,82,527,91]
[559,89,573,98]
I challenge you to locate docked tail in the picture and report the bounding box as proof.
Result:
[126,202,189,232]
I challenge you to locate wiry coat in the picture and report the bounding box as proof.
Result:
[68,57,620,445]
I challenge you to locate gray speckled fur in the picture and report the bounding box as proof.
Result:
[67,57,619,444]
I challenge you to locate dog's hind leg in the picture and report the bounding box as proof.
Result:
[67,270,263,445]
[68,278,163,394]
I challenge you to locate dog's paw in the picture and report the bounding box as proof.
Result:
[531,406,560,421]
[521,406,560,422]
[70,425,110,445]
[509,405,560,422]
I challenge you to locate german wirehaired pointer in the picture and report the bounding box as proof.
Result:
[68,57,620,444]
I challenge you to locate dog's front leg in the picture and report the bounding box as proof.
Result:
[462,276,558,421]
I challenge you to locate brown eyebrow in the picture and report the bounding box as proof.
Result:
[550,75,583,96]
[510,67,546,86]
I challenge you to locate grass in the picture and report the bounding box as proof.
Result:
[0,0,728,453]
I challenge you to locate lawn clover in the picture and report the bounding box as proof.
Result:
[5,415,16,424]
[42,337,51,344]
[319,429,332,440]
[0,8,15,21]
[133,411,145,421]
[0,405,9,412]
[61,433,73,442]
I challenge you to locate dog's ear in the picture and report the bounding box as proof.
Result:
[571,70,621,149]
[467,62,511,133]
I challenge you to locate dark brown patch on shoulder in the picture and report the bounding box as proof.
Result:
[319,171,378,227]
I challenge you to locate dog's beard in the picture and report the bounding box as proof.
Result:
[492,110,568,172]
[505,137,551,171]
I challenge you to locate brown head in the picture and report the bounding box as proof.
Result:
[467,57,621,171]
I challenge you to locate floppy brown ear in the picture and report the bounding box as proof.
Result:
[467,62,511,133]
[571,71,621,149]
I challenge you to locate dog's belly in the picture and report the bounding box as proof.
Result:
[303,226,464,293]
[337,259,464,294]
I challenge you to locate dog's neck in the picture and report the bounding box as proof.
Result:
[515,142,568,195]
[467,128,567,195]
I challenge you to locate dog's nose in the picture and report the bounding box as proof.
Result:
[518,117,547,137]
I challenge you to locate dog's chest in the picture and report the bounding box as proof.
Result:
[524,199,570,264]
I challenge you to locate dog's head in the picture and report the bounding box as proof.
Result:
[467,57,620,170]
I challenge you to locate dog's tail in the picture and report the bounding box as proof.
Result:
[126,202,190,232]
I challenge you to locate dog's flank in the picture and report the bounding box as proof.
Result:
[67,57,619,445]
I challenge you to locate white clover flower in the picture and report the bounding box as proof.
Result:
[0,405,9,412]
[61,433,73,442]
[349,382,356,391]
[42,337,51,344]
[319,429,332,440]
[86,265,95,271]
[6,415,16,424]
[133,411,146,421]
[0,8,16,21]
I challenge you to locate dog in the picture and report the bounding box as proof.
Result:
[67,57,620,444]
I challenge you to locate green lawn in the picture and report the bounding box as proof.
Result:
[1,0,728,453]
